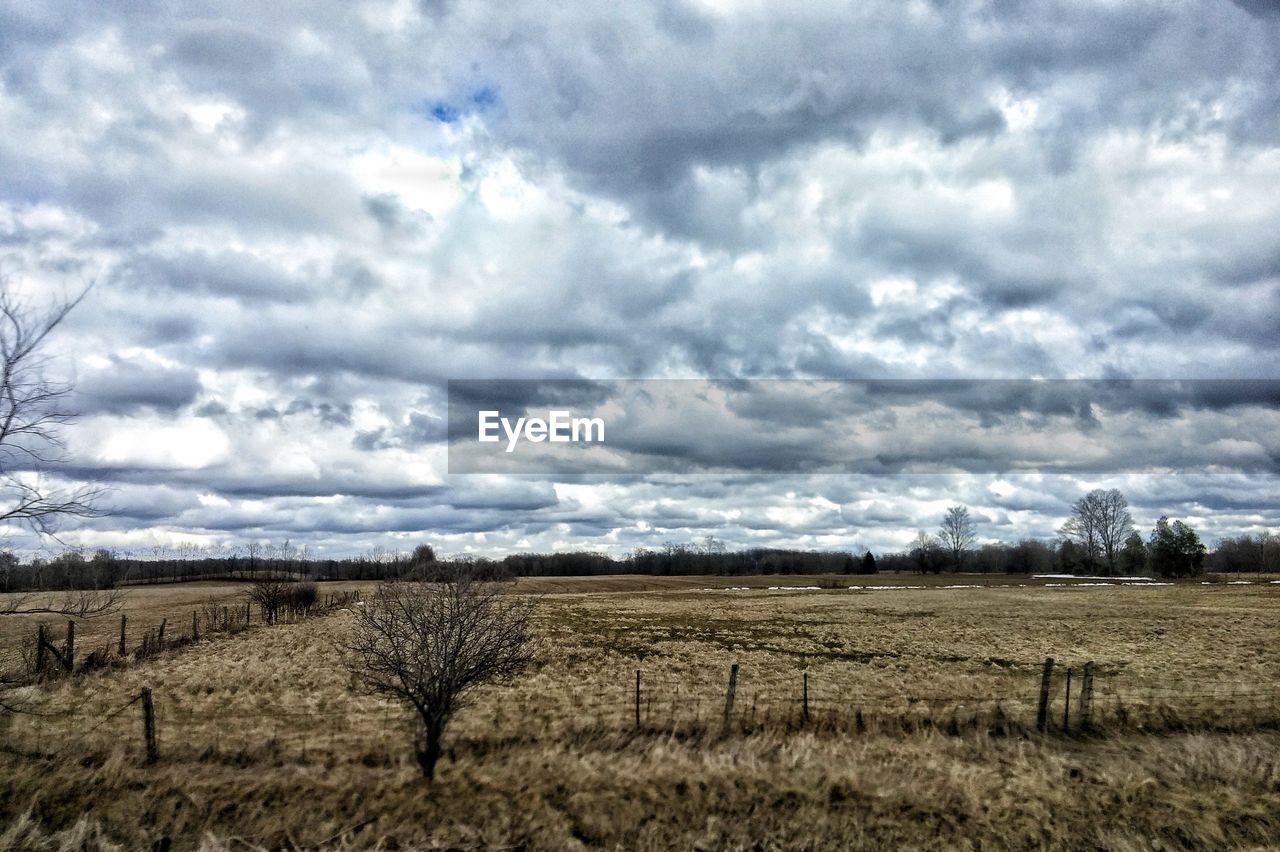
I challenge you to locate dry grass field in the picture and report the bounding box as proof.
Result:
[1,575,1279,849]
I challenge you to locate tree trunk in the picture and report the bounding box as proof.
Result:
[416,717,445,781]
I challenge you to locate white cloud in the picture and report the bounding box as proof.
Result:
[94,420,231,470]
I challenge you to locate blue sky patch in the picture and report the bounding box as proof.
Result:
[470,86,499,109]
[426,86,498,124]
[429,102,461,123]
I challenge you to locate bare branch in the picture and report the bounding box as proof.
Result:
[0,587,125,618]
[0,278,101,538]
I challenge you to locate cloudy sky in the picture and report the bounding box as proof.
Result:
[2,0,1278,558]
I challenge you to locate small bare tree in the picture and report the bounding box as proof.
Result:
[344,572,534,781]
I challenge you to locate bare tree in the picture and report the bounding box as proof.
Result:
[938,505,976,571]
[0,281,101,537]
[1060,488,1134,574]
[343,571,535,781]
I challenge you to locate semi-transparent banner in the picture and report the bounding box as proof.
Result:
[446,379,1280,474]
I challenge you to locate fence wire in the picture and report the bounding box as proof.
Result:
[3,664,1278,769]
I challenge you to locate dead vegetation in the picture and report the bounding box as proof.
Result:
[0,577,1277,849]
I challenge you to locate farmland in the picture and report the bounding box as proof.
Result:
[1,575,1279,849]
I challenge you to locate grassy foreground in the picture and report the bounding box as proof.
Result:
[4,727,1279,850]
[1,577,1278,849]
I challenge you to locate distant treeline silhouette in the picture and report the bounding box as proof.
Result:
[0,531,1277,593]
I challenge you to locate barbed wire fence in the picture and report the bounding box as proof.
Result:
[10,589,364,679]
[2,657,1278,768]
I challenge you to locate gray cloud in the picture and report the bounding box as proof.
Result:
[74,356,202,415]
[0,0,1276,556]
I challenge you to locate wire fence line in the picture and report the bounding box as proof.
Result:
[2,657,1278,768]
[9,590,364,680]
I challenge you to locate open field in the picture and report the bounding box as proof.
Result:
[2,569,1271,667]
[0,572,1135,671]
[2,575,1280,849]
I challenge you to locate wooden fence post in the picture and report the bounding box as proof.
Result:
[802,671,810,725]
[157,619,166,646]
[141,687,158,764]
[118,615,127,656]
[35,624,47,673]
[192,610,198,640]
[721,663,739,736]
[635,670,641,728]
[1079,661,1095,729]
[1063,668,1072,730]
[64,620,75,670]
[1036,657,1055,732]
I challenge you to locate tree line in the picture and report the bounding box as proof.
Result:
[1,493,1277,592]
[901,490,1280,578]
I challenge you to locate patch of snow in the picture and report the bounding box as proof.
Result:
[1034,574,1156,581]
[1042,582,1117,587]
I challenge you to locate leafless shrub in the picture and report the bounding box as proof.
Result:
[284,581,318,619]
[15,624,43,677]
[343,571,535,780]
[78,643,119,673]
[246,578,323,624]
[246,579,293,625]
[198,598,227,634]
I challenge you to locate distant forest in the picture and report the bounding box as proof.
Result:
[1,530,1277,593]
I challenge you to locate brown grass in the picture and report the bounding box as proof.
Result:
[1,576,1278,849]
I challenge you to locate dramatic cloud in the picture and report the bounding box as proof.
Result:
[0,0,1277,556]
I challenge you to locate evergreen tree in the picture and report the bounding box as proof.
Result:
[1148,517,1206,578]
